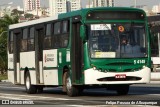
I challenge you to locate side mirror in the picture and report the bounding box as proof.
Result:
[80,25,86,40]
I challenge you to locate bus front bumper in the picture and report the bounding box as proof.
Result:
[84,67,151,85]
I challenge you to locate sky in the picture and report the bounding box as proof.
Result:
[0,0,160,9]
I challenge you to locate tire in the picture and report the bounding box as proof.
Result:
[116,85,129,95]
[78,87,84,95]
[64,72,79,97]
[25,71,37,94]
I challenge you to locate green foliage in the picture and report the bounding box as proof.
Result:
[11,9,24,16]
[0,33,7,73]
[0,14,19,74]
[0,74,7,81]
[25,13,34,19]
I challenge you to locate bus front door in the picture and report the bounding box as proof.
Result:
[71,22,83,84]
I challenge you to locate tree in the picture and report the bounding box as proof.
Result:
[11,9,24,16]
[24,13,34,19]
[0,14,19,30]
[0,14,19,74]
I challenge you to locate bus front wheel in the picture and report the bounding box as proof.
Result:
[116,85,129,95]
[25,71,37,94]
[64,72,79,97]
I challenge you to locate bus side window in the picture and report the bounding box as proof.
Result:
[44,24,52,49]
[53,22,61,48]
[61,20,69,47]
[9,31,14,53]
[28,27,35,51]
[21,28,28,52]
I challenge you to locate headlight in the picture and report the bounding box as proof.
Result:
[93,66,96,70]
[143,65,146,69]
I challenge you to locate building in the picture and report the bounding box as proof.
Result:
[23,0,40,11]
[69,0,81,11]
[49,0,81,16]
[87,0,114,8]
[26,7,50,17]
[152,4,160,13]
[49,0,67,16]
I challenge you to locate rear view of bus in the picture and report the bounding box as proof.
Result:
[78,7,151,95]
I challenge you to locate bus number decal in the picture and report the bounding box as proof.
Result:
[134,60,145,64]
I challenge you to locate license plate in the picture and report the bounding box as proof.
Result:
[115,74,126,79]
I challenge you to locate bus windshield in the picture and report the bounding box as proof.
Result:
[88,23,147,58]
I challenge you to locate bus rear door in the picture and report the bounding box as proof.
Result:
[13,31,21,84]
[35,26,44,84]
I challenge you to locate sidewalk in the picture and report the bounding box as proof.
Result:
[0,80,9,82]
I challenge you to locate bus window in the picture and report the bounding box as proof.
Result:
[60,20,69,47]
[88,23,147,58]
[9,31,14,53]
[28,27,35,51]
[54,22,61,35]
[62,21,69,33]
[44,24,51,49]
[21,28,28,52]
[53,22,61,48]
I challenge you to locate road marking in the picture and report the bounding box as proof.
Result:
[0,93,81,100]
[0,86,24,89]
[0,85,63,90]
[0,96,30,100]
[0,93,85,106]
[147,94,160,96]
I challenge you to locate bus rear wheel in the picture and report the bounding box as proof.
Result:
[116,85,129,95]
[64,72,79,97]
[25,71,37,94]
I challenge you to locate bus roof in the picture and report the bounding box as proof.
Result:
[58,7,146,19]
[9,15,58,30]
[9,7,145,30]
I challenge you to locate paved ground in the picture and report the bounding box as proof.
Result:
[0,82,160,106]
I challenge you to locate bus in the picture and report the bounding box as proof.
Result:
[8,7,151,96]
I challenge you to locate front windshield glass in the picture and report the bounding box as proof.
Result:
[88,23,147,58]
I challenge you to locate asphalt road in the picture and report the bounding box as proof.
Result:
[0,82,159,106]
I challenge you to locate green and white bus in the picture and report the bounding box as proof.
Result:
[8,7,151,96]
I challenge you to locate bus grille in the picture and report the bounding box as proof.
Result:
[97,76,142,81]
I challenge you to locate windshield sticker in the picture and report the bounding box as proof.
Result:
[91,24,111,30]
[95,52,116,58]
[118,25,125,32]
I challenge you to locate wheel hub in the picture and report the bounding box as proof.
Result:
[26,76,30,89]
[66,76,72,91]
